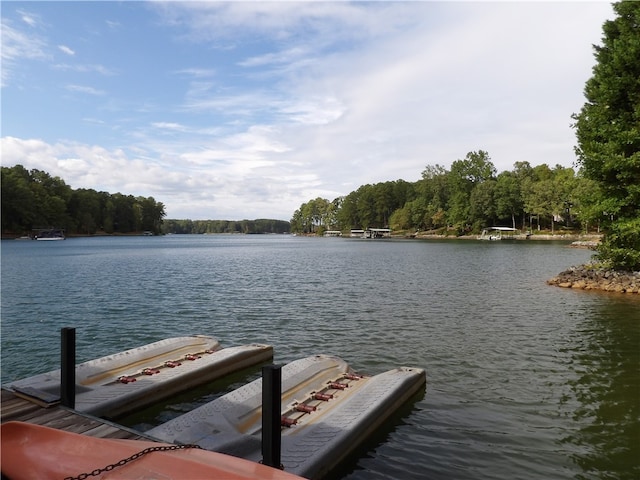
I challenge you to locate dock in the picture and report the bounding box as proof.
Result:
[1,388,150,440]
[0,330,288,474]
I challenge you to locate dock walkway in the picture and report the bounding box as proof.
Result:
[1,388,150,440]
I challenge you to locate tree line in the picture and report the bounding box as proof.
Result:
[0,164,290,237]
[162,219,290,234]
[291,153,598,236]
[1,164,166,236]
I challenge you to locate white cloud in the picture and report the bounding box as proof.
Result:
[279,97,345,126]
[1,20,47,61]
[157,2,611,184]
[239,47,310,68]
[66,84,106,96]
[17,9,41,28]
[151,122,187,131]
[256,2,611,180]
[58,45,75,56]
[53,63,116,75]
[174,68,216,78]
[154,1,414,45]
[105,20,121,29]
[1,18,48,86]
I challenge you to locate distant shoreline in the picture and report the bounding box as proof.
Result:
[2,231,603,242]
[408,232,602,243]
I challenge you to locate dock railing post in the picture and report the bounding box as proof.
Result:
[61,327,76,408]
[262,364,282,469]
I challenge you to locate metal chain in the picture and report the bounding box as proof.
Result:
[64,443,202,480]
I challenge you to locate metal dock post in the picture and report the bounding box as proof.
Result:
[61,327,76,408]
[262,364,282,469]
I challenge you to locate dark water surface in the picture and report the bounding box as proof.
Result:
[2,235,638,479]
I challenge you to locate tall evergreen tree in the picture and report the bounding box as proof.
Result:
[573,1,640,270]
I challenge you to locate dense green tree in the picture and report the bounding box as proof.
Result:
[162,218,289,234]
[447,151,496,230]
[290,198,332,233]
[102,197,116,233]
[290,208,307,233]
[291,153,601,235]
[138,196,166,233]
[335,192,359,230]
[1,165,36,232]
[389,204,412,231]
[356,185,376,228]
[572,1,640,270]
[407,198,429,230]
[469,180,497,229]
[552,166,581,228]
[68,189,101,234]
[1,165,166,236]
[510,161,536,228]
[571,177,604,233]
[495,171,523,229]
[27,169,73,229]
[112,194,136,233]
[0,166,73,232]
[413,164,450,230]
[522,166,576,233]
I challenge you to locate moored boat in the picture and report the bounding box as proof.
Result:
[1,421,306,480]
[478,226,530,240]
[4,335,273,418]
[147,354,426,479]
[33,228,65,240]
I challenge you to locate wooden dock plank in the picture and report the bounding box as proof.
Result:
[1,388,152,441]
[1,403,43,422]
[0,394,43,421]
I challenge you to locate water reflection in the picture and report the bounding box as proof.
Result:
[331,388,427,480]
[560,299,640,480]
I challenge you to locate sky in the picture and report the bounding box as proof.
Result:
[1,1,614,221]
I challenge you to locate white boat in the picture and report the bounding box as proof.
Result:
[479,226,519,240]
[5,335,273,418]
[147,354,426,480]
[365,228,392,238]
[349,228,392,239]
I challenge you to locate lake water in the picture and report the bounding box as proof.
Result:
[1,235,638,480]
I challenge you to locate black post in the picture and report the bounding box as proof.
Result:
[61,327,76,408]
[262,364,282,469]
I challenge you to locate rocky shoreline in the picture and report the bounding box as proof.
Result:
[547,265,640,294]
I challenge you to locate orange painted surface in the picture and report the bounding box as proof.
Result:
[1,422,304,480]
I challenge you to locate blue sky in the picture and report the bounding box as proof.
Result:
[2,1,613,221]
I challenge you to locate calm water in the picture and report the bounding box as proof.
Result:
[1,235,639,480]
